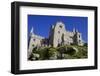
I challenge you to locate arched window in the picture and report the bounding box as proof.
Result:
[33,39,35,41]
[59,25,62,28]
[79,40,81,43]
[79,35,80,38]
[58,31,60,34]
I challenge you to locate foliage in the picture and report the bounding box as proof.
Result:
[84,43,88,47]
[36,47,49,60]
[29,45,88,60]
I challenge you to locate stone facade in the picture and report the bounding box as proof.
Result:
[28,21,84,57]
[49,22,84,47]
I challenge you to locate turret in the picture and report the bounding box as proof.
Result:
[51,25,54,29]
[30,27,34,37]
[73,28,78,33]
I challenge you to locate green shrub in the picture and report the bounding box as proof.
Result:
[72,46,88,58]
[29,45,88,60]
[62,54,76,59]
[48,48,57,56]
[66,46,76,55]
[47,47,59,60]
[36,47,49,60]
[58,46,76,55]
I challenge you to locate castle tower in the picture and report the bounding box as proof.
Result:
[28,26,46,58]
[76,32,83,46]
[28,27,34,58]
[73,28,77,34]
[49,21,66,47]
[73,28,75,33]
[49,25,55,46]
[30,27,34,36]
[73,29,83,46]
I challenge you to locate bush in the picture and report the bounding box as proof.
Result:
[28,53,40,60]
[58,46,76,55]
[48,47,58,59]
[72,46,88,58]
[62,54,76,59]
[37,47,49,60]
[84,43,88,47]
[57,45,67,53]
[29,45,88,60]
[66,46,77,55]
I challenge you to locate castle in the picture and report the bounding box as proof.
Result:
[28,21,84,57]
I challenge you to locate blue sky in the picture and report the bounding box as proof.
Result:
[28,15,88,43]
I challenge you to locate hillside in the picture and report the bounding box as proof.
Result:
[28,45,88,60]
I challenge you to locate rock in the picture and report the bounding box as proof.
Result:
[32,57,36,60]
[32,53,40,58]
[66,46,78,55]
[62,54,65,58]
[49,56,57,60]
[72,47,78,53]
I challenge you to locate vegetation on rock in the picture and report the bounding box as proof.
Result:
[28,45,88,61]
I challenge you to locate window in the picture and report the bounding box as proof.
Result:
[79,35,80,38]
[58,31,60,33]
[33,39,35,41]
[79,40,81,43]
[59,25,62,28]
